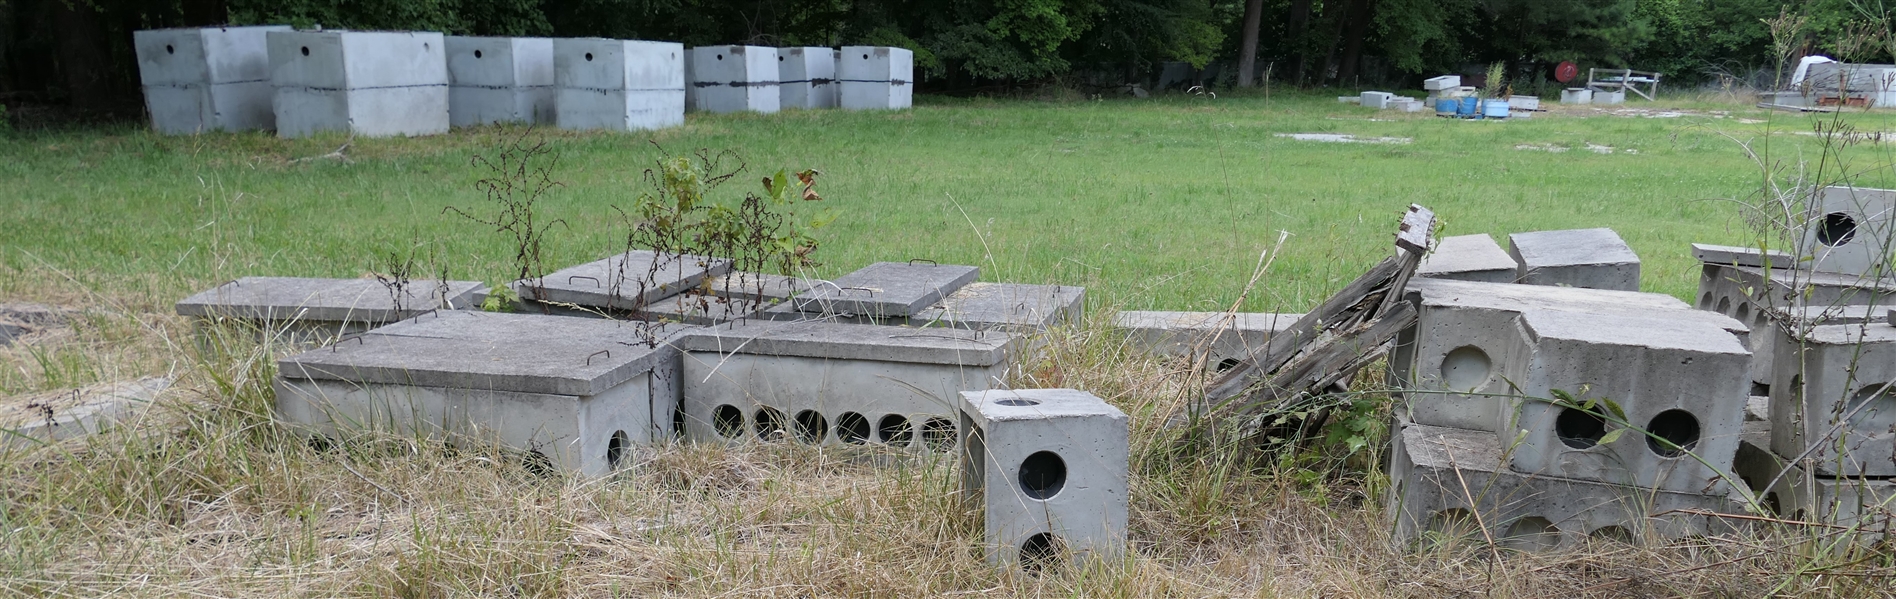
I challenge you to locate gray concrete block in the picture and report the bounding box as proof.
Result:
[1417,234,1517,283]
[274,85,450,138]
[958,389,1128,568]
[134,26,288,134]
[177,277,484,324]
[1389,421,1742,550]
[1691,243,1792,269]
[554,38,685,131]
[141,80,277,134]
[639,293,765,325]
[908,282,1085,332]
[267,30,449,138]
[515,251,733,314]
[1733,420,1894,539]
[675,319,1015,365]
[703,271,813,304]
[1,377,172,450]
[555,87,685,131]
[777,47,836,109]
[1507,228,1641,291]
[446,36,554,127]
[1112,311,1301,369]
[1799,186,1896,276]
[837,46,913,110]
[1768,323,1896,476]
[794,262,979,318]
[1745,304,1887,388]
[685,46,779,114]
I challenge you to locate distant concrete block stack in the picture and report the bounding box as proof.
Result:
[1416,234,1517,283]
[958,389,1127,569]
[175,276,485,344]
[268,30,449,138]
[446,36,555,127]
[133,26,289,134]
[554,38,685,131]
[1113,311,1302,370]
[837,46,913,110]
[686,46,780,113]
[777,47,837,109]
[1507,228,1642,291]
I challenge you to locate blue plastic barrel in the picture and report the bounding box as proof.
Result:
[1482,99,1510,119]
[1434,98,1457,115]
[1457,97,1479,117]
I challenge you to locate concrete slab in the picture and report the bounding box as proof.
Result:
[516,251,733,313]
[1692,243,1793,269]
[267,30,449,138]
[1733,420,1894,540]
[794,262,979,318]
[1799,186,1896,276]
[553,38,685,131]
[1,377,172,449]
[1113,311,1302,369]
[685,46,779,113]
[134,26,288,134]
[1405,278,1745,339]
[1507,228,1641,291]
[703,271,813,304]
[777,47,836,109]
[177,277,484,323]
[446,36,554,126]
[958,389,1128,568]
[837,46,912,110]
[1768,323,1896,476]
[1417,234,1517,283]
[639,293,766,325]
[908,282,1085,332]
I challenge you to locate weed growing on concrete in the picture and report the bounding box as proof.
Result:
[445,130,567,307]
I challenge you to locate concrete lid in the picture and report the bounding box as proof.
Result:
[1801,321,1896,345]
[1508,228,1640,268]
[957,388,1127,424]
[1409,277,1747,336]
[675,320,1014,366]
[176,277,485,322]
[909,282,1084,330]
[1520,309,1750,354]
[1766,303,1886,326]
[639,293,765,325]
[1728,264,1896,292]
[516,250,733,311]
[1113,311,1301,333]
[794,262,979,318]
[1418,234,1518,278]
[278,311,688,396]
[1691,243,1792,268]
[703,271,813,303]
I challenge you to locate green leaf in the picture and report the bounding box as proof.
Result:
[1600,398,1629,422]
[1597,428,1626,445]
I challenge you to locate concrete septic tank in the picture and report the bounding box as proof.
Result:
[958,388,1128,569]
[1799,186,1896,277]
[267,30,449,138]
[514,251,733,314]
[1417,234,1518,283]
[1734,420,1894,540]
[685,46,779,113]
[445,36,554,127]
[1507,228,1641,291]
[908,282,1085,332]
[777,47,837,109]
[276,312,690,476]
[134,26,289,134]
[1113,311,1302,370]
[837,46,913,110]
[794,261,980,319]
[554,38,685,131]
[176,277,484,344]
[675,321,1016,450]
[1769,323,1896,477]
[1389,422,1741,550]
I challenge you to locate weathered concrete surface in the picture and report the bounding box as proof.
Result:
[837,46,912,110]
[1,377,172,449]
[909,282,1085,332]
[676,320,1014,365]
[267,30,450,138]
[703,271,812,304]
[794,262,980,318]
[446,36,554,126]
[177,277,484,323]
[1733,419,1893,540]
[1417,234,1517,283]
[1507,228,1641,291]
[1113,311,1302,369]
[685,45,779,113]
[553,38,685,131]
[958,389,1128,568]
[516,251,733,313]
[1691,243,1793,269]
[134,26,288,134]
[777,47,836,109]
[1799,186,1896,276]
[639,293,765,325]
[1768,323,1896,477]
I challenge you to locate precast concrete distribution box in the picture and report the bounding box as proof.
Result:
[777,47,837,109]
[958,389,1127,568]
[134,26,289,134]
[793,261,979,319]
[446,36,554,127]
[176,277,485,344]
[1769,323,1896,476]
[1799,186,1896,277]
[837,46,913,110]
[1113,311,1302,370]
[908,282,1085,332]
[1416,234,1518,283]
[1747,305,1884,389]
[268,30,450,138]
[1734,420,1894,540]
[1507,228,1642,291]
[675,320,1016,449]
[276,311,689,476]
[514,250,733,314]
[554,38,685,131]
[685,46,779,113]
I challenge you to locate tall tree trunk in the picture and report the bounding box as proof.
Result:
[52,0,111,111]
[1286,0,1313,84]
[1319,0,1353,84]
[1236,0,1265,87]
[1336,0,1373,86]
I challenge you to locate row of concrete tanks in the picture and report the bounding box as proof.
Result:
[133,26,914,137]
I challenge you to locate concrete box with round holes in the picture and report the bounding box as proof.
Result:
[1506,228,1641,291]
[1799,186,1896,277]
[1768,323,1896,477]
[553,38,685,131]
[674,321,1015,450]
[267,30,449,138]
[958,388,1127,568]
[685,46,779,114]
[446,36,554,127]
[1389,421,1742,551]
[777,47,836,109]
[134,26,290,134]
[837,46,912,110]
[1734,420,1895,540]
[274,312,688,476]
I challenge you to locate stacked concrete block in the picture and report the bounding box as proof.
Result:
[275,312,689,475]
[777,47,837,109]
[133,26,289,134]
[1422,75,1460,91]
[445,36,554,127]
[958,389,1128,568]
[1507,228,1641,291]
[784,261,980,321]
[513,250,733,315]
[268,30,449,138]
[1799,186,1896,278]
[837,46,913,110]
[1114,311,1302,370]
[176,277,485,343]
[554,38,685,131]
[675,321,1016,450]
[685,46,780,113]
[1769,323,1896,476]
[1416,234,1517,283]
[908,282,1085,332]
[1734,420,1894,539]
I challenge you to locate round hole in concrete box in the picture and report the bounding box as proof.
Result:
[1216,357,1242,372]
[607,430,629,469]
[1645,409,1700,457]
[995,398,1040,407]
[474,49,483,59]
[584,52,594,61]
[1817,212,1858,246]
[793,409,828,444]
[1499,516,1560,551]
[1714,296,1731,317]
[1698,292,1713,309]
[754,406,787,441]
[862,54,869,60]
[1589,525,1632,543]
[1440,346,1492,391]
[1734,302,1750,326]
[522,450,554,477]
[836,412,869,444]
[1019,532,1061,572]
[1844,384,1896,432]
[165,44,174,54]
[1764,492,1783,515]
[716,54,723,60]
[920,417,955,452]
[877,414,911,445]
[1425,508,1479,539]
[713,404,744,437]
[1017,450,1066,499]
[1555,407,1607,449]
[301,46,310,56]
[672,408,687,437]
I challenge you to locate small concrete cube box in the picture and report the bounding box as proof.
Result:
[1561,88,1593,104]
[1734,420,1894,540]
[1799,186,1896,277]
[1389,422,1740,550]
[686,46,780,113]
[1113,311,1301,370]
[176,277,485,343]
[445,36,554,127]
[276,312,690,476]
[554,38,685,131]
[1416,233,1517,283]
[1359,91,1394,109]
[134,26,288,134]
[1769,323,1896,476]
[1422,75,1460,90]
[837,46,913,110]
[958,388,1128,568]
[1596,90,1627,104]
[676,321,1016,449]
[908,282,1085,332]
[515,250,733,314]
[1507,228,1642,291]
[267,30,449,138]
[794,261,980,319]
[777,47,837,109]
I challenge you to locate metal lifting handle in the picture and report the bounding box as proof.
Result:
[585,349,611,366]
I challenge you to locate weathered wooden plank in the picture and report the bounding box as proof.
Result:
[1202,256,1402,402]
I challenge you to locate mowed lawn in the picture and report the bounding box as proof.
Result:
[5,92,1894,314]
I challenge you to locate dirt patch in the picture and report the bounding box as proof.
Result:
[1276,133,1412,144]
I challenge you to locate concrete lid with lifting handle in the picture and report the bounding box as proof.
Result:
[674,319,1015,366]
[514,250,734,311]
[176,277,486,323]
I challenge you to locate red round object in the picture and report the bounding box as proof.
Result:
[1555,61,1578,83]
